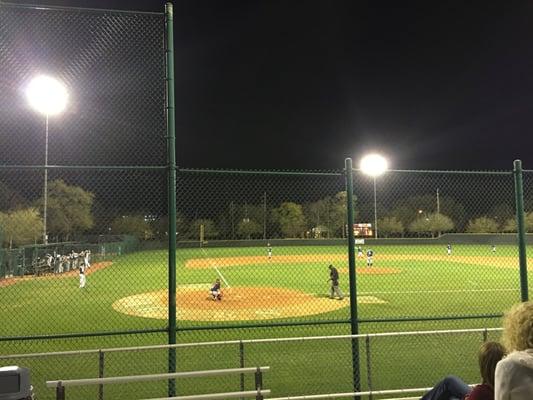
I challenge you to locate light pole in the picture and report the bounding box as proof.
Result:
[26,75,68,245]
[360,154,388,239]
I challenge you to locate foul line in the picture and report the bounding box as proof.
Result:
[360,287,519,295]
[201,248,231,288]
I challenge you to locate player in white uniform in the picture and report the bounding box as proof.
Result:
[84,250,91,269]
[357,246,363,258]
[446,244,452,255]
[366,249,374,267]
[267,243,272,259]
[79,265,86,288]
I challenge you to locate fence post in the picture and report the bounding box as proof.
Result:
[365,334,372,400]
[239,341,245,398]
[56,382,65,400]
[165,2,178,397]
[98,350,105,400]
[513,159,529,302]
[345,157,361,399]
[254,367,263,400]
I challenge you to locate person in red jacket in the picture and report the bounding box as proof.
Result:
[420,341,506,400]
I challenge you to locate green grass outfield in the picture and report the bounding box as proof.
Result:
[0,244,530,399]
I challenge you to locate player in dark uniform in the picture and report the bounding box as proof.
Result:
[366,249,374,267]
[328,264,343,300]
[210,278,222,301]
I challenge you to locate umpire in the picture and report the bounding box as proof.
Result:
[328,264,344,300]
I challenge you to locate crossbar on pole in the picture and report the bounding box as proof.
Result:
[141,389,271,400]
[46,367,270,388]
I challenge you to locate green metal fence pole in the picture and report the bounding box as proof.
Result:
[165,2,177,397]
[513,159,528,301]
[239,341,245,397]
[344,158,361,399]
[98,350,104,400]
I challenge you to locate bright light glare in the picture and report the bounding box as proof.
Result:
[360,154,388,177]
[26,75,68,116]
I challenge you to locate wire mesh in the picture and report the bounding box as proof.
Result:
[0,328,504,400]
[0,3,530,400]
[0,4,166,167]
[351,169,521,321]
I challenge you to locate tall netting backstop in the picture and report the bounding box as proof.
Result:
[0,3,531,399]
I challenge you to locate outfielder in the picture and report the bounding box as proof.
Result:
[366,249,374,267]
[357,246,363,258]
[267,243,272,259]
[446,244,452,255]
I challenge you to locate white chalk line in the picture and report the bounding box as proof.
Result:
[201,248,231,288]
[359,287,519,295]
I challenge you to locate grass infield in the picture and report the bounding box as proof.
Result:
[0,244,530,399]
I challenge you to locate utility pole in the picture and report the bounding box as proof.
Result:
[263,192,267,240]
[436,188,441,237]
[436,188,440,214]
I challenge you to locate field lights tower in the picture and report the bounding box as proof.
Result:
[26,75,68,245]
[360,153,388,239]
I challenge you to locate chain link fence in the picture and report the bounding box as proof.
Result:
[0,328,504,400]
[0,3,531,400]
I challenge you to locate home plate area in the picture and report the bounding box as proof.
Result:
[112,286,387,322]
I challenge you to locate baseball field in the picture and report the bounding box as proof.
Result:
[0,243,529,399]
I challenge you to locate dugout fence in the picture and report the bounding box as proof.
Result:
[0,2,532,400]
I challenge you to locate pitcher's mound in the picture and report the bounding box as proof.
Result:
[112,286,350,321]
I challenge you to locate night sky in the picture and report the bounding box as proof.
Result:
[9,1,533,171]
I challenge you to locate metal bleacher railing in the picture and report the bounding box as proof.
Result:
[46,366,270,400]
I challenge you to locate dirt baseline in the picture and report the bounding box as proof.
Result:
[112,286,358,321]
[185,253,532,271]
[0,261,112,287]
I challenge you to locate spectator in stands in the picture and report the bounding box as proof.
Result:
[421,341,506,400]
[495,301,533,400]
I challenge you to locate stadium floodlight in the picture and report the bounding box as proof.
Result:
[26,75,68,245]
[360,154,388,177]
[26,75,68,116]
[360,154,389,238]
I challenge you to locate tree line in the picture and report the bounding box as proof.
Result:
[0,180,526,248]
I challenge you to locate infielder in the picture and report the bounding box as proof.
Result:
[366,249,374,267]
[267,243,272,259]
[328,264,343,300]
[210,278,222,301]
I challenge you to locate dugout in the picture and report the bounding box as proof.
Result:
[0,235,140,279]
